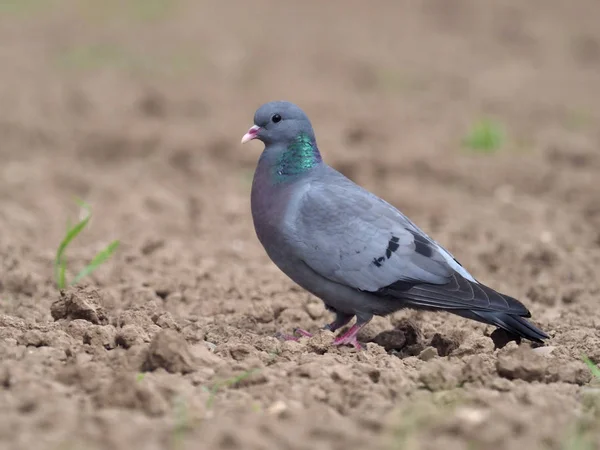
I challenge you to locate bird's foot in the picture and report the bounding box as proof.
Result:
[332,324,364,350]
[293,328,313,338]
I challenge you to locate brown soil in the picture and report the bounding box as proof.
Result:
[1,1,600,449]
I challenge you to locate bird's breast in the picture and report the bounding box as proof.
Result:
[250,168,292,250]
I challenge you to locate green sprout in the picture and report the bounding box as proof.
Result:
[583,356,600,380]
[54,200,119,289]
[463,119,505,154]
[562,427,595,450]
[205,369,259,409]
[171,395,188,450]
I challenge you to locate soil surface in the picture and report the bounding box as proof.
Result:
[1,1,600,449]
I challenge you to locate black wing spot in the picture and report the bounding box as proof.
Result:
[405,229,433,258]
[372,256,385,267]
[385,236,401,259]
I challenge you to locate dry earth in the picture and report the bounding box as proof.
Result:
[1,1,600,449]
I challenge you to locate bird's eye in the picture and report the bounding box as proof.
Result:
[271,114,282,123]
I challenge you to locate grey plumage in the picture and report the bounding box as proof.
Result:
[242,101,548,349]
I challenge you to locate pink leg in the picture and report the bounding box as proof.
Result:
[276,328,313,341]
[332,323,366,350]
[276,313,352,341]
[293,328,313,338]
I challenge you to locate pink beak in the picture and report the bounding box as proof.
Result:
[241,125,261,144]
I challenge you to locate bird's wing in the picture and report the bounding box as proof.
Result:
[290,174,455,291]
[289,171,526,314]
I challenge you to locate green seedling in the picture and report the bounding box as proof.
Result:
[205,369,259,409]
[562,421,595,450]
[54,200,119,289]
[171,396,188,450]
[583,356,600,380]
[463,119,504,154]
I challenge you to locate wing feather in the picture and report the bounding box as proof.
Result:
[289,174,454,292]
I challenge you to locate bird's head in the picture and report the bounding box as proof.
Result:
[241,101,315,146]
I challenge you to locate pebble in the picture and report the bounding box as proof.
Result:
[418,346,438,361]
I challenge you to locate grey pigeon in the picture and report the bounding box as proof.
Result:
[242,101,549,349]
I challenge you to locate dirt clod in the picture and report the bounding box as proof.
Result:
[116,324,149,348]
[497,347,548,382]
[372,329,407,351]
[430,333,460,356]
[83,325,117,349]
[94,372,168,416]
[144,330,196,374]
[51,287,108,325]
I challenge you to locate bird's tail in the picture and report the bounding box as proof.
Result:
[452,309,549,343]
[377,272,549,343]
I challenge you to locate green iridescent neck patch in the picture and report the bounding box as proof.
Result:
[272,133,321,182]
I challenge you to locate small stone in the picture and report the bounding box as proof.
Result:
[418,346,438,361]
[532,345,556,357]
[204,341,217,352]
[455,407,488,425]
[267,401,288,416]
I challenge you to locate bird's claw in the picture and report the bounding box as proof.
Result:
[277,324,364,350]
[293,328,313,338]
[332,334,363,350]
[330,323,364,350]
[275,328,313,342]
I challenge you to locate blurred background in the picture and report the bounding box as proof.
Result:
[1,1,599,450]
[1,0,598,248]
